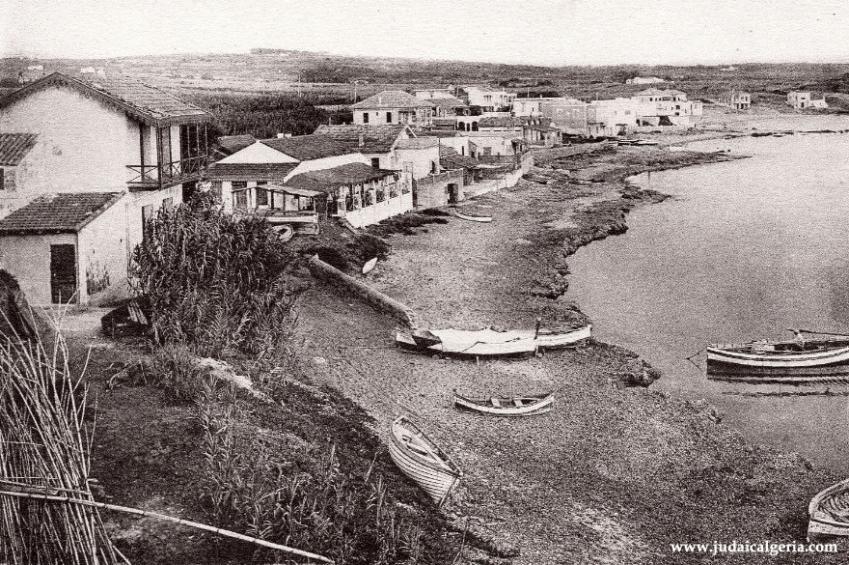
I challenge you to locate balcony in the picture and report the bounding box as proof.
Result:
[127,155,207,190]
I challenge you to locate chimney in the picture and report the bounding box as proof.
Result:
[358,133,364,148]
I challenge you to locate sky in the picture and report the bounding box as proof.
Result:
[2,0,849,66]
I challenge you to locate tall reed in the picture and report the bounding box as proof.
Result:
[0,325,124,564]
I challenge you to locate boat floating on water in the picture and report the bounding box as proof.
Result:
[706,329,849,383]
[453,391,554,416]
[808,478,849,540]
[396,324,592,357]
[388,416,461,506]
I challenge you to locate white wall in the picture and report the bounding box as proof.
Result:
[218,141,298,164]
[0,233,77,305]
[77,198,131,301]
[126,185,183,253]
[0,86,142,195]
[394,146,440,180]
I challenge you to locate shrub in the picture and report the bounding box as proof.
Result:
[131,201,299,357]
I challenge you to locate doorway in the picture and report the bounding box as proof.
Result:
[50,244,77,304]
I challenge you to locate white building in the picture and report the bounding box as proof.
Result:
[787,91,828,110]
[626,76,666,85]
[0,72,212,304]
[351,91,434,126]
[631,88,701,128]
[459,87,516,112]
[587,98,638,137]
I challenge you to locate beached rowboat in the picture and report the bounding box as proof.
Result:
[396,325,592,357]
[362,257,378,274]
[454,210,493,223]
[808,478,849,540]
[453,391,554,416]
[706,330,849,382]
[388,416,461,506]
[272,224,294,242]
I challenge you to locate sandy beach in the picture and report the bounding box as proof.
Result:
[294,124,846,564]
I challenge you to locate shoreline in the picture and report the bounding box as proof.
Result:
[295,114,847,563]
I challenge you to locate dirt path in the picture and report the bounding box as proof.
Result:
[293,147,841,564]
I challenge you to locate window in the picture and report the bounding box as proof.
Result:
[371,157,380,168]
[211,180,223,198]
[363,112,369,124]
[0,168,4,191]
[141,204,154,242]
[162,197,174,212]
[256,187,268,206]
[386,112,392,122]
[232,181,247,189]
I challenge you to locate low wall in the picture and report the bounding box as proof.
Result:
[307,255,418,328]
[464,166,525,198]
[414,170,465,209]
[342,192,413,229]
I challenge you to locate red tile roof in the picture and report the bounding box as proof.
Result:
[0,73,211,127]
[0,192,124,235]
[205,162,299,181]
[0,133,38,166]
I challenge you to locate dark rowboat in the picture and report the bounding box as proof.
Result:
[707,330,849,383]
[388,416,461,506]
[453,391,554,416]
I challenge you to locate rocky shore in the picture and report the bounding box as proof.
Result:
[295,139,844,563]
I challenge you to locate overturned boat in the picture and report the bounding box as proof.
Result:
[396,325,591,357]
[808,478,849,540]
[453,391,554,416]
[453,210,493,223]
[362,257,378,275]
[388,416,461,507]
[706,330,849,383]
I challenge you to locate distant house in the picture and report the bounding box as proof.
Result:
[787,91,828,110]
[421,96,468,118]
[521,117,559,147]
[539,98,589,136]
[458,86,516,112]
[351,91,434,126]
[313,124,413,169]
[718,90,751,110]
[587,98,638,137]
[631,88,700,128]
[477,116,523,136]
[0,72,212,304]
[626,76,666,85]
[413,88,456,100]
[207,133,368,214]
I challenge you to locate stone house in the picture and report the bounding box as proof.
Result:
[351,91,434,126]
[0,72,212,304]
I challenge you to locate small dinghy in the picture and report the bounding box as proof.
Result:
[396,325,592,357]
[707,329,849,383]
[272,224,294,242]
[808,478,849,540]
[362,257,378,274]
[454,210,493,223]
[453,391,554,416]
[388,416,461,506]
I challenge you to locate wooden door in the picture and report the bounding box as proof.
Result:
[50,244,77,304]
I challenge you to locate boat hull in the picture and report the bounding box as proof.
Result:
[396,326,591,358]
[453,393,554,416]
[454,210,493,223]
[707,342,849,382]
[808,478,849,541]
[388,417,461,506]
[362,258,378,274]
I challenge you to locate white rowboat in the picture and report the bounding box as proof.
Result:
[453,391,554,416]
[706,330,849,382]
[362,257,378,275]
[388,416,461,506]
[396,325,591,357]
[454,210,493,223]
[808,478,849,540]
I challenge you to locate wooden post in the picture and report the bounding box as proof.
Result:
[156,127,163,189]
